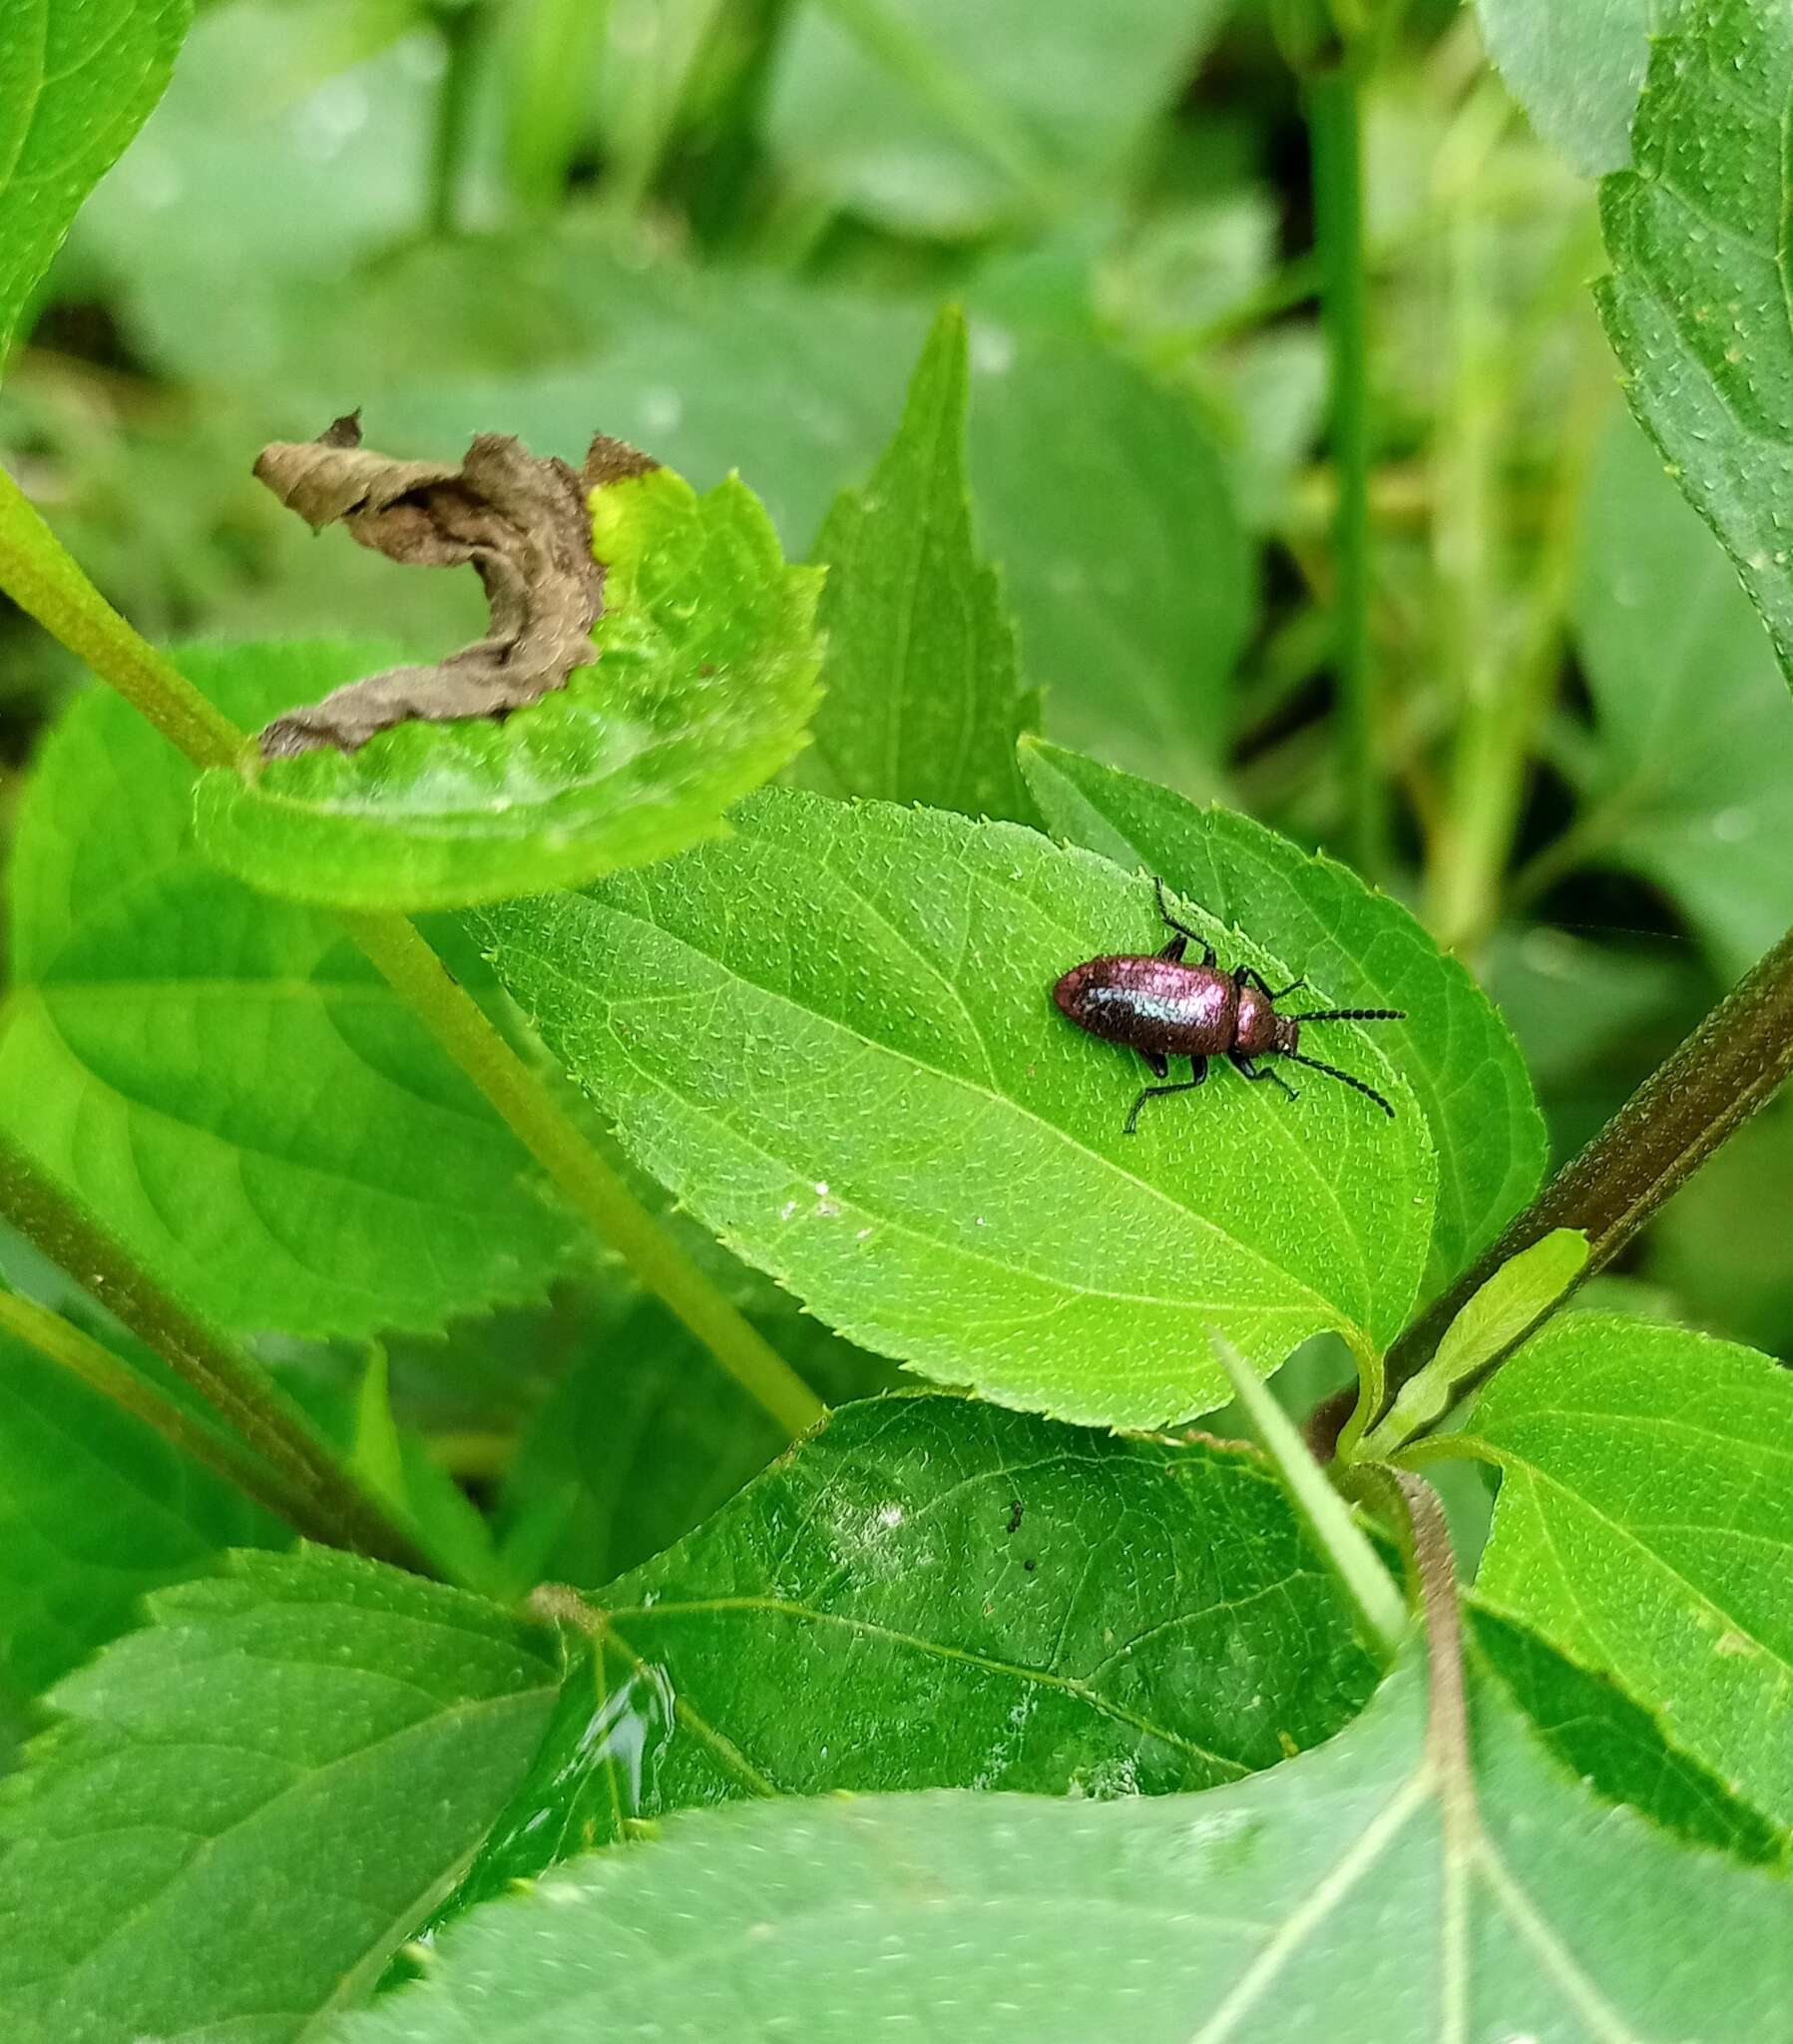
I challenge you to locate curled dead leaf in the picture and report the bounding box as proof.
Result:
[249,416,658,758]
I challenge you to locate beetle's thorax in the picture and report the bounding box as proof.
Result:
[1233,983,1282,1056]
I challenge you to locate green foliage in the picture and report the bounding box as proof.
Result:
[1598,0,1793,692]
[763,0,1231,236]
[0,1549,558,2044]
[6,0,1793,2033]
[481,789,1436,1427]
[801,307,1040,824]
[1365,1228,1587,1454]
[195,468,824,910]
[1571,414,1793,977]
[1468,1605,1786,1865]
[0,1314,279,1715]
[1457,1311,1793,1832]
[0,643,575,1336]
[1474,0,1661,177]
[498,1297,900,1589]
[335,1642,1793,2044]
[1023,739,1540,1297]
[0,0,191,365]
[445,1395,1384,1924]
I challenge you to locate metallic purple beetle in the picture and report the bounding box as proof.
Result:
[1054,878,1406,1134]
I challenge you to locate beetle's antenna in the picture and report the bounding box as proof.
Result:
[1283,1052,1396,1118]
[1288,1007,1406,1024]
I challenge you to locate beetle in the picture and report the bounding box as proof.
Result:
[1053,878,1406,1134]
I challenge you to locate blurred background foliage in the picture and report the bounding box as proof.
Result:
[1,0,1787,1508]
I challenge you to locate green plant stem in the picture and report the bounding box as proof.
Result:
[1424,123,1602,955]
[339,912,825,1436]
[1378,921,1793,1433]
[0,456,824,1442]
[0,1133,431,1570]
[0,466,245,771]
[0,1284,330,1544]
[1308,60,1385,880]
[505,0,611,211]
[426,1,490,238]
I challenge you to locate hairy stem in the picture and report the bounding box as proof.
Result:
[1380,922,1793,1429]
[0,458,824,1443]
[0,1283,331,1544]
[0,1136,430,1570]
[0,466,244,771]
[1308,59,1385,880]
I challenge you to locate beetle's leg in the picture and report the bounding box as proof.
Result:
[1139,1048,1170,1080]
[1231,1052,1299,1103]
[1152,877,1215,967]
[1235,965,1307,1001]
[1124,1055,1207,1135]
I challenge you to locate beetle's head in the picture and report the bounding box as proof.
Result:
[1272,1012,1301,1055]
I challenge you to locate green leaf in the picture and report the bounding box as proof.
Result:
[1453,1310,1793,1832]
[480,789,1435,1428]
[193,469,823,911]
[1469,1604,1786,1865]
[1597,0,1793,693]
[442,1393,1384,1925]
[499,1298,900,1591]
[0,1548,558,2044]
[1023,738,1540,1298]
[1363,1230,1589,1456]
[85,193,1250,795]
[1209,1335,1406,1660]
[1571,412,1793,978]
[0,1316,279,1714]
[762,0,1229,236]
[1648,1098,1793,1356]
[1475,0,1661,177]
[800,306,1039,825]
[333,1639,1793,2044]
[972,325,1250,795]
[0,642,575,1338]
[0,0,191,367]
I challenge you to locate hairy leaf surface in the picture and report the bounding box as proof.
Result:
[447,1394,1383,1922]
[481,790,1435,1426]
[0,1549,557,2044]
[0,0,190,365]
[801,306,1039,824]
[1458,1311,1793,1832]
[1024,740,1536,1298]
[1598,0,1793,691]
[0,644,574,1337]
[336,1640,1793,2043]
[195,469,822,910]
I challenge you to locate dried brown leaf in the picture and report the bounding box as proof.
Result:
[249,416,657,758]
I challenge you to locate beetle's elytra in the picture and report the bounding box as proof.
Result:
[1054,879,1406,1134]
